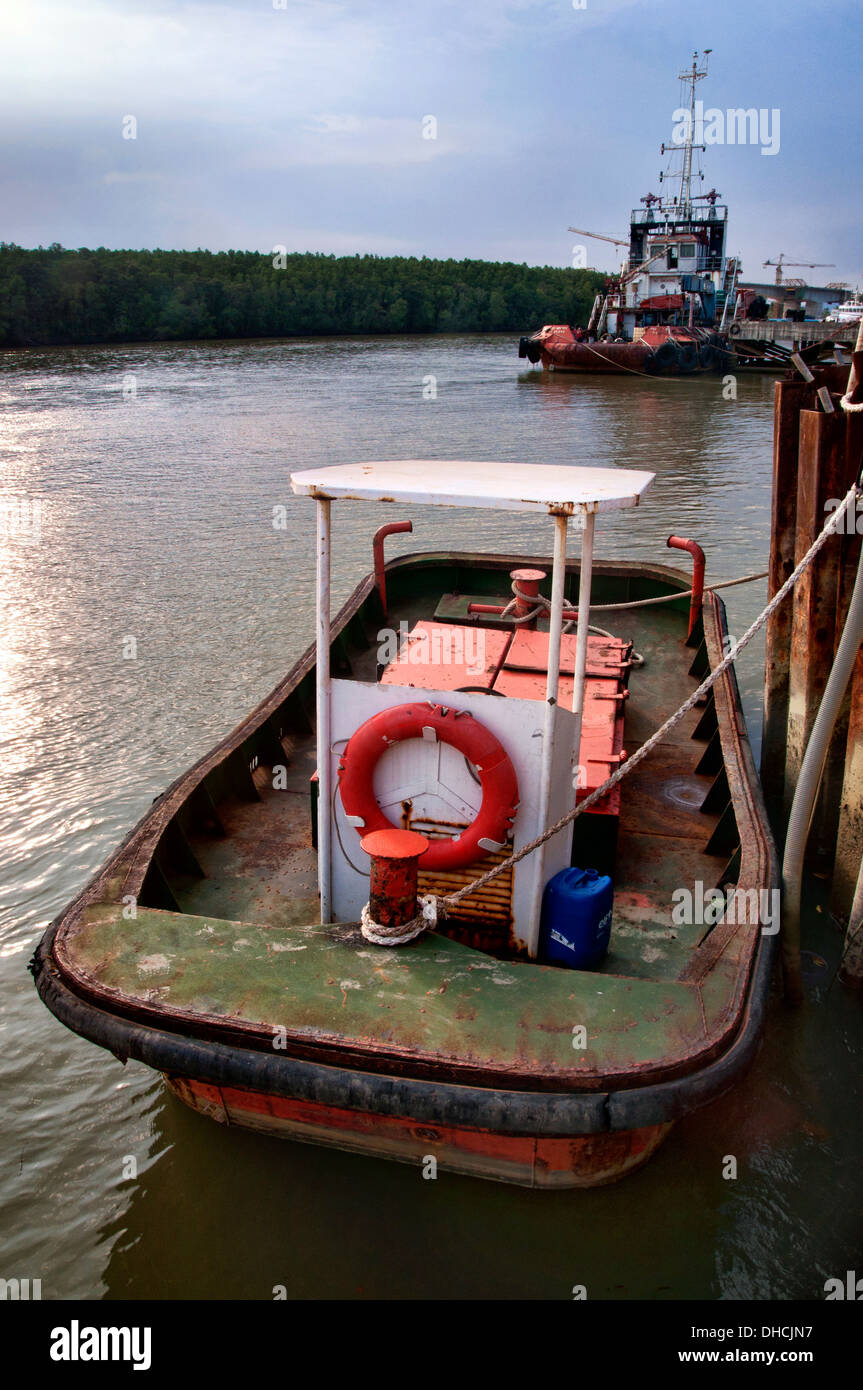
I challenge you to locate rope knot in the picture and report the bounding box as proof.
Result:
[359,894,439,947]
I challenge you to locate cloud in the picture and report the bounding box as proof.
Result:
[0,0,859,282]
[102,171,167,185]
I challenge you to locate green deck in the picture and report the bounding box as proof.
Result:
[63,905,735,1084]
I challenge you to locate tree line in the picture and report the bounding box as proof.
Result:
[0,244,605,348]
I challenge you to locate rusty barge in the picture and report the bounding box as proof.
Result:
[32,460,777,1187]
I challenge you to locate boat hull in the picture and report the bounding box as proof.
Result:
[165,1074,673,1187]
[542,341,656,375]
[519,325,731,375]
[31,553,778,1190]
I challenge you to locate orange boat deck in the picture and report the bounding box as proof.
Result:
[380,619,630,815]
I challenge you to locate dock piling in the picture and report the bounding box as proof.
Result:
[762,326,863,988]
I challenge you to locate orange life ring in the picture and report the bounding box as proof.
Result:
[338,702,519,873]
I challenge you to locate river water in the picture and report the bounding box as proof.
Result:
[1,334,859,1299]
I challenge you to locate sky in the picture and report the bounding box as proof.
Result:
[2,0,860,285]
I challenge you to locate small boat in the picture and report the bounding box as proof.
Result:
[827,297,863,325]
[32,460,777,1188]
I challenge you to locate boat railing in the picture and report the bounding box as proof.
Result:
[629,206,728,227]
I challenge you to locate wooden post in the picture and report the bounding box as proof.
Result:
[783,409,845,843]
[761,379,813,827]
[817,406,863,869]
[763,319,863,954]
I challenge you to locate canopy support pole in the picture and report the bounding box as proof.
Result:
[526,512,569,957]
[571,509,596,786]
[315,497,332,923]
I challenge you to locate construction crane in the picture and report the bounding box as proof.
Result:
[762,254,836,286]
[568,227,628,248]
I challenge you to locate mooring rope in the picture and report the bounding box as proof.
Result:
[587,571,768,610]
[579,340,660,378]
[429,475,862,918]
[504,570,768,624]
[360,897,437,946]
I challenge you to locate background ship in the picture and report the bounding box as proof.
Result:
[519,52,857,376]
[520,52,735,375]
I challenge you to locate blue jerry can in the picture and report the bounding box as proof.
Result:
[539,867,613,969]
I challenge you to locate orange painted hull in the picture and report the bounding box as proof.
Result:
[165,1074,673,1188]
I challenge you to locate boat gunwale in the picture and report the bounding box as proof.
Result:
[31,551,777,1115]
[36,553,696,941]
[33,915,777,1137]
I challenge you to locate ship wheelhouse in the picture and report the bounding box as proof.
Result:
[608,200,729,338]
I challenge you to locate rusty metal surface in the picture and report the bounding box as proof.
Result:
[59,900,718,1094]
[832,407,863,915]
[821,406,863,884]
[504,627,630,675]
[761,380,814,822]
[361,829,429,930]
[785,410,845,823]
[833,653,863,918]
[167,1074,673,1188]
[541,338,654,374]
[495,627,628,813]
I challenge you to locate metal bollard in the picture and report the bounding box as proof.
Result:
[510,568,547,624]
[360,828,430,930]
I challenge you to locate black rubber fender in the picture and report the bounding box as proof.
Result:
[29,919,777,1138]
[650,341,677,371]
[677,343,698,372]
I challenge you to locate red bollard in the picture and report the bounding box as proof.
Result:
[360,828,430,931]
[510,568,547,625]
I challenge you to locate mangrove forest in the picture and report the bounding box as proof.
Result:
[0,244,606,348]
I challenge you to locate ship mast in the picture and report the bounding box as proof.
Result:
[676,49,710,218]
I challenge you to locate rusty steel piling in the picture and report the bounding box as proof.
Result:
[762,324,863,989]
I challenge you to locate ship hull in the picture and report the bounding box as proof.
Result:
[519,326,731,376]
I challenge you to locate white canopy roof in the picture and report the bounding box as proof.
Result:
[290,459,654,515]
